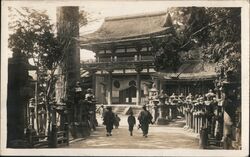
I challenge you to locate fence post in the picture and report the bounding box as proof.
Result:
[64,123,69,146]
[26,128,33,148]
[199,127,208,149]
[50,124,58,148]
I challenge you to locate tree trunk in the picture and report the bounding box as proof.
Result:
[57,7,80,124]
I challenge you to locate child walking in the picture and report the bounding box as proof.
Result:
[114,114,121,129]
[127,111,136,136]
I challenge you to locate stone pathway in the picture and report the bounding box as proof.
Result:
[64,115,200,149]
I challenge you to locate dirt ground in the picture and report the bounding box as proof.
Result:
[65,115,200,149]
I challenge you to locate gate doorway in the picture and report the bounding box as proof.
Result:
[119,86,136,104]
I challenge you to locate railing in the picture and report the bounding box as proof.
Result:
[50,123,69,148]
[26,123,69,148]
[29,135,49,148]
[81,60,154,70]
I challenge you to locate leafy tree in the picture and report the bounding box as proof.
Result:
[8,7,88,134]
[151,7,241,82]
[202,8,241,82]
[151,13,181,71]
[8,7,63,134]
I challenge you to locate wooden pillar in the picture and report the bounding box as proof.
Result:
[135,66,143,105]
[192,113,195,132]
[178,83,181,95]
[107,69,113,105]
[52,109,56,125]
[136,74,141,105]
[198,115,201,134]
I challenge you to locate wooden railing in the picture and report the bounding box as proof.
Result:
[29,135,49,148]
[50,123,69,148]
[81,60,154,71]
[26,123,69,148]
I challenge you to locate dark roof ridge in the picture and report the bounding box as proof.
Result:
[105,11,167,21]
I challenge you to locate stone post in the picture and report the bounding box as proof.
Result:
[64,123,69,146]
[50,124,58,148]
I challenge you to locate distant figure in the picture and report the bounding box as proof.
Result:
[89,109,96,131]
[114,114,121,129]
[138,105,153,138]
[98,105,106,118]
[152,100,159,123]
[103,106,115,136]
[85,88,95,102]
[127,112,136,136]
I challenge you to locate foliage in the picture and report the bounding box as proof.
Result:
[8,7,89,133]
[151,7,241,82]
[201,8,241,81]
[8,7,62,108]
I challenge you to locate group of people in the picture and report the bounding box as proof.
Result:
[98,105,121,136]
[96,88,227,139]
[98,105,153,138]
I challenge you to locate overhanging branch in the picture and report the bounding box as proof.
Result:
[179,13,240,50]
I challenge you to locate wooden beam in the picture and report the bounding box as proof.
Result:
[80,33,171,49]
[97,51,152,57]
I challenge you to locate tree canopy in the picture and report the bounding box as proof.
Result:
[152,7,241,82]
[8,7,88,104]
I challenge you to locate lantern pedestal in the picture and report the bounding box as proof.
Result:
[156,103,169,125]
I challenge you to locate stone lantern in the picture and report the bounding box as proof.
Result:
[148,83,159,106]
[156,90,169,125]
[7,51,36,148]
[148,83,159,114]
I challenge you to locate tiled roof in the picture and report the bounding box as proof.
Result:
[154,60,217,80]
[79,11,172,45]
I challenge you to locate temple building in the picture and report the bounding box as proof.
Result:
[153,60,217,96]
[79,11,217,105]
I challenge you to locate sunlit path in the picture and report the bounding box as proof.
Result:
[64,115,199,149]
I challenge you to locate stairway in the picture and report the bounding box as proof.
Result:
[113,106,127,115]
[96,104,143,116]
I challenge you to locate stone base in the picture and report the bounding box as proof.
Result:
[156,118,169,125]
[70,122,90,139]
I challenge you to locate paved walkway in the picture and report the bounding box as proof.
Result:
[64,115,200,149]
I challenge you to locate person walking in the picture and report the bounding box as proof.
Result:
[114,114,121,129]
[103,106,115,136]
[138,105,153,138]
[127,111,136,136]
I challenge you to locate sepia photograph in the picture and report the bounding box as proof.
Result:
[1,0,249,156]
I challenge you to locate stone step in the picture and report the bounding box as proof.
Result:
[96,104,144,116]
